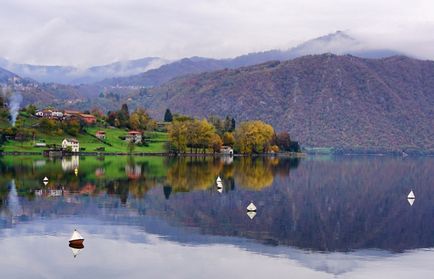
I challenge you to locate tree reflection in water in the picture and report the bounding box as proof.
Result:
[1,156,434,253]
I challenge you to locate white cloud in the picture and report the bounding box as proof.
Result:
[0,0,433,66]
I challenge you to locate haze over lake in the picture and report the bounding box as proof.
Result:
[1,155,433,278]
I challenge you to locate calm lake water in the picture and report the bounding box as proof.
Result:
[1,155,434,278]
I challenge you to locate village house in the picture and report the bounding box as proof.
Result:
[220,146,234,156]
[35,109,52,118]
[125,131,142,144]
[35,109,63,119]
[95,130,106,140]
[51,111,64,119]
[61,138,80,153]
[79,114,97,125]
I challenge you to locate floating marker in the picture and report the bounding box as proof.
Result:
[43,177,49,185]
[247,211,256,220]
[407,190,415,206]
[216,176,223,193]
[74,168,78,176]
[408,190,415,199]
[247,202,256,212]
[69,229,85,246]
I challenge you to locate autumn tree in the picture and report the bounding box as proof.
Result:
[234,120,274,154]
[197,119,215,153]
[168,120,188,153]
[223,132,235,146]
[211,133,223,154]
[129,108,155,131]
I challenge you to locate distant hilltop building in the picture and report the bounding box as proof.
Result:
[62,138,80,153]
[35,109,63,119]
[35,109,96,124]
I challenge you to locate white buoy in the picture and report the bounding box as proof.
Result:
[69,229,84,245]
[216,176,222,183]
[408,190,415,199]
[247,202,256,212]
[407,190,415,206]
[43,177,48,185]
[217,188,223,194]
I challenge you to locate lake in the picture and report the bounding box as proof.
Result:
[1,155,434,278]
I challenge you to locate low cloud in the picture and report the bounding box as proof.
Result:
[0,0,433,66]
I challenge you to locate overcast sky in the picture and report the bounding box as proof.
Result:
[0,0,433,67]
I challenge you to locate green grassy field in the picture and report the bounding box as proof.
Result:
[1,124,168,153]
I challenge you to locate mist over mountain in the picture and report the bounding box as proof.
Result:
[0,66,19,85]
[100,31,402,88]
[0,57,169,85]
[1,31,401,87]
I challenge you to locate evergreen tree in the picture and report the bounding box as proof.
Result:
[231,118,236,131]
[164,108,173,122]
[121,103,129,116]
[224,116,231,132]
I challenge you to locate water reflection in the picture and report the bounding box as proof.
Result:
[0,156,433,255]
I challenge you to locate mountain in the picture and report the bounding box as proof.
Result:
[138,54,434,151]
[0,57,169,84]
[100,31,402,88]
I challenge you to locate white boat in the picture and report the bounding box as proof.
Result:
[247,202,256,212]
[69,229,84,245]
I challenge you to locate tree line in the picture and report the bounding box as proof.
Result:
[167,113,300,154]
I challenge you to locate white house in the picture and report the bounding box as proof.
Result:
[220,146,234,155]
[62,138,80,153]
[125,131,142,144]
[51,111,64,118]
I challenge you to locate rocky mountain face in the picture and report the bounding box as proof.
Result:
[140,54,434,151]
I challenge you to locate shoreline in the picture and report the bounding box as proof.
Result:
[0,150,305,157]
[0,150,433,157]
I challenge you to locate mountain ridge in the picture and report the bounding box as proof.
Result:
[137,54,434,151]
[98,31,402,88]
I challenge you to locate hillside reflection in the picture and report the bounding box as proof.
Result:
[0,156,433,253]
